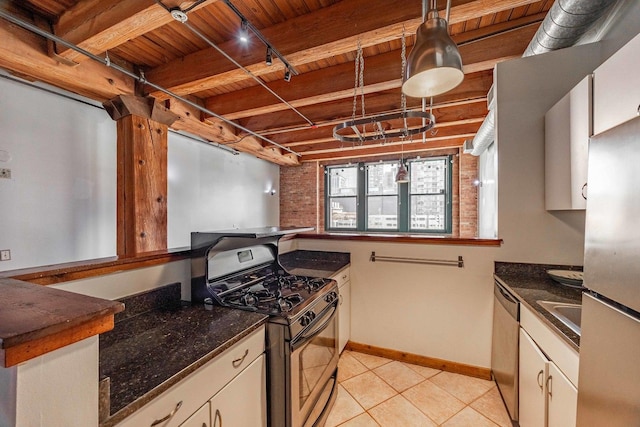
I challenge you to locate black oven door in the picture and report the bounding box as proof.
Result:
[290,300,339,427]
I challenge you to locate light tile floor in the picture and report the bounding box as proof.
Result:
[326,351,512,427]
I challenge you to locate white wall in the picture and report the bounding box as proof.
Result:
[167,133,279,249]
[0,75,280,272]
[0,336,98,427]
[492,43,606,265]
[295,238,499,369]
[0,75,117,271]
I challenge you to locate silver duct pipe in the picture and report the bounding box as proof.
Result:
[470,0,619,156]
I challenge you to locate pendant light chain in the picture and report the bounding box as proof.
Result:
[401,26,408,136]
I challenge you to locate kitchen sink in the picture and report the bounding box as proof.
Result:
[537,300,582,336]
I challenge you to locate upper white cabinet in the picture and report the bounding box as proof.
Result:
[593,32,640,135]
[545,75,592,210]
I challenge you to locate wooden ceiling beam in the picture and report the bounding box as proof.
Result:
[234,70,493,134]
[164,97,300,165]
[53,0,221,64]
[300,137,470,163]
[0,17,133,100]
[204,23,538,121]
[270,100,488,147]
[289,120,482,154]
[146,0,541,97]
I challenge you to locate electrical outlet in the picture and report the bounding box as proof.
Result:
[0,250,11,261]
[0,168,11,179]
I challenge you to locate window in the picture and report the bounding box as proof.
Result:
[325,156,452,233]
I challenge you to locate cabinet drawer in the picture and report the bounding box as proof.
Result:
[331,267,350,288]
[520,306,579,387]
[117,325,265,427]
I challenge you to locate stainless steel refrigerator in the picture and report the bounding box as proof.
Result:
[577,115,640,426]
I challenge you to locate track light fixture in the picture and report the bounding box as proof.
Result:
[266,47,273,66]
[284,68,292,82]
[223,0,298,77]
[239,20,249,43]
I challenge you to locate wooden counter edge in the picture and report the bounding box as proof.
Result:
[294,233,503,246]
[1,310,120,368]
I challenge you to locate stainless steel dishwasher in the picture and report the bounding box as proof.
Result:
[491,280,520,424]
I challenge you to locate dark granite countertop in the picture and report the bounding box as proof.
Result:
[99,283,267,427]
[279,249,350,277]
[494,262,583,351]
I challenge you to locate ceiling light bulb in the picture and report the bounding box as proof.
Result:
[239,20,249,43]
[284,69,292,82]
[266,48,273,66]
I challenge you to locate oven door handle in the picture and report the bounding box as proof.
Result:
[291,300,338,352]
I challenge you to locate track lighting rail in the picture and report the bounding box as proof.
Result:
[0,9,302,157]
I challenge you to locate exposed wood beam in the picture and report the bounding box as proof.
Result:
[292,121,482,155]
[271,100,488,147]
[146,0,540,97]
[0,14,297,165]
[301,137,470,163]
[233,70,493,134]
[204,23,537,121]
[164,98,300,165]
[53,0,220,64]
[0,18,133,100]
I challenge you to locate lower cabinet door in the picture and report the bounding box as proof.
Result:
[519,329,548,427]
[180,402,210,427]
[547,362,577,427]
[210,354,267,427]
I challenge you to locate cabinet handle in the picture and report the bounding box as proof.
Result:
[546,375,553,398]
[232,349,249,368]
[342,274,347,280]
[213,409,222,427]
[150,401,182,426]
[536,370,544,390]
[637,104,640,115]
[581,183,588,200]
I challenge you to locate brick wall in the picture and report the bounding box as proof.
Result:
[280,149,478,237]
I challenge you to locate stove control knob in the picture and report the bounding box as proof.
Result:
[325,291,338,304]
[299,313,313,327]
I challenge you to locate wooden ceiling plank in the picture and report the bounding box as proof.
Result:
[146,0,541,97]
[53,0,221,63]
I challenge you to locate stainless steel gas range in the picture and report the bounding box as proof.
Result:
[191,227,339,427]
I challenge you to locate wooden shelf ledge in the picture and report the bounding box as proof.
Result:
[0,278,124,368]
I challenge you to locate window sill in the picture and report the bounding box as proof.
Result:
[293,232,502,247]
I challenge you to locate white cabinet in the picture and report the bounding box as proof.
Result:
[593,32,640,135]
[209,354,267,427]
[332,267,351,353]
[180,402,210,427]
[117,326,265,427]
[519,329,548,427]
[545,75,591,210]
[519,310,578,427]
[547,362,577,427]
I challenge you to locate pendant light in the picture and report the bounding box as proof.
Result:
[402,0,464,98]
[396,162,409,183]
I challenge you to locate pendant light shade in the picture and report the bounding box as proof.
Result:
[396,163,409,183]
[402,8,463,98]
